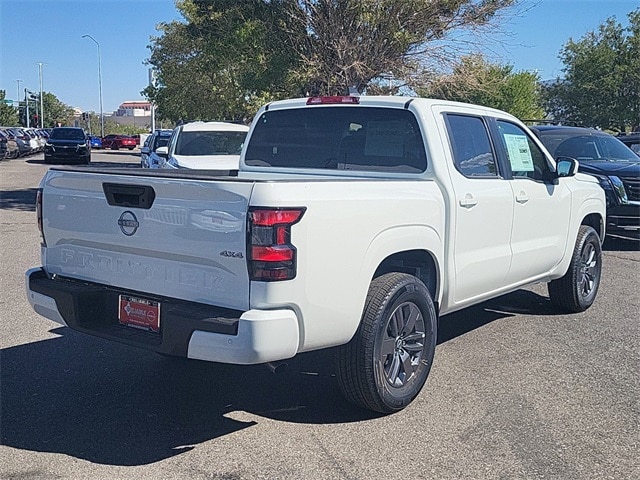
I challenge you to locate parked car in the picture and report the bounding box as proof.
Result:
[4,127,32,156]
[44,127,91,164]
[89,135,102,149]
[0,130,7,159]
[102,134,137,150]
[531,125,640,236]
[24,128,42,152]
[617,132,640,156]
[157,122,249,170]
[0,129,20,159]
[140,129,173,168]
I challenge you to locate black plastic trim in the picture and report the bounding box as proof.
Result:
[28,269,241,357]
[103,183,156,209]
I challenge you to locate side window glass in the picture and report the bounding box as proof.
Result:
[446,114,498,177]
[497,121,550,181]
[167,129,179,155]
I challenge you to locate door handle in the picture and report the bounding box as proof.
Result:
[459,195,478,208]
[515,193,529,204]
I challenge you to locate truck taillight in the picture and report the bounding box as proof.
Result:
[36,188,46,246]
[248,207,305,281]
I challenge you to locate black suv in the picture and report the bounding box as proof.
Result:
[531,125,640,236]
[44,127,91,164]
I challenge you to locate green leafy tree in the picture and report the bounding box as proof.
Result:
[418,54,544,119]
[143,0,301,123]
[39,92,75,128]
[544,8,640,131]
[145,0,519,121]
[0,90,20,126]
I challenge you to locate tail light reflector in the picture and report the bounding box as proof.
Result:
[248,207,305,281]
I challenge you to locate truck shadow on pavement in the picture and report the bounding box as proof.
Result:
[0,288,567,466]
[0,188,37,211]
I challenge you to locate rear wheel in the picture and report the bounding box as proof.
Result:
[336,272,437,413]
[548,225,602,313]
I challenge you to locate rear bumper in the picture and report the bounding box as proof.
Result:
[26,268,300,364]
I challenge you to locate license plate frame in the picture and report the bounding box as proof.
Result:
[118,295,161,333]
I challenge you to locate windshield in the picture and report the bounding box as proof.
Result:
[51,128,85,141]
[245,106,427,173]
[540,132,638,162]
[175,131,246,156]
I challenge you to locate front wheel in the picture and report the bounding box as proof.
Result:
[548,225,602,313]
[336,273,437,413]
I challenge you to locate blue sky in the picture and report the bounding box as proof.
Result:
[1,0,637,113]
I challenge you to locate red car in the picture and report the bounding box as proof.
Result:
[102,134,138,150]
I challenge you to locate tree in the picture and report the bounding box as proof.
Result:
[544,8,640,131]
[0,90,19,126]
[288,0,518,95]
[38,92,75,128]
[143,0,301,123]
[145,0,519,121]
[418,54,544,119]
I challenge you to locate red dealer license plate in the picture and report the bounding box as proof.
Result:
[118,295,160,333]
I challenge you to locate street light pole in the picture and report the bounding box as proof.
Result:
[37,62,45,128]
[82,34,104,138]
[16,79,22,109]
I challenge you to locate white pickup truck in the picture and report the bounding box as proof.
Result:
[27,96,606,413]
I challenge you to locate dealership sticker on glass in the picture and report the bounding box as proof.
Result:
[118,295,160,333]
[504,134,534,172]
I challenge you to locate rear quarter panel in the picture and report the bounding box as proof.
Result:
[248,179,445,352]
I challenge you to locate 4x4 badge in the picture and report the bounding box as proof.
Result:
[118,211,139,236]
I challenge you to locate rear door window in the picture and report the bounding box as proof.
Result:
[445,114,499,177]
[245,106,427,173]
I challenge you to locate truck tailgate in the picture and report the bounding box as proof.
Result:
[41,170,253,311]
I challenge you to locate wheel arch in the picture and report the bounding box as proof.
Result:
[361,225,443,310]
[581,212,605,243]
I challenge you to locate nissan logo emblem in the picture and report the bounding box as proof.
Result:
[118,211,139,236]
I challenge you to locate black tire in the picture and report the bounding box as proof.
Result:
[336,272,437,413]
[548,225,602,313]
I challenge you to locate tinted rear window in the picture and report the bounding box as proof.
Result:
[175,131,246,156]
[245,106,427,173]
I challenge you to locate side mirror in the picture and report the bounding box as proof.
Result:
[156,146,169,158]
[556,156,578,177]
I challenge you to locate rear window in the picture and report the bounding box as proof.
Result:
[175,131,247,156]
[245,106,427,173]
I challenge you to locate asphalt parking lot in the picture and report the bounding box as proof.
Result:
[1,151,638,480]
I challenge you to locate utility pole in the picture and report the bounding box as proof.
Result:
[16,79,22,109]
[25,88,30,128]
[37,62,45,128]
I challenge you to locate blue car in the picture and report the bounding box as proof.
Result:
[89,135,102,149]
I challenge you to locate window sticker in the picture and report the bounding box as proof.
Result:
[504,133,534,172]
[364,121,407,157]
